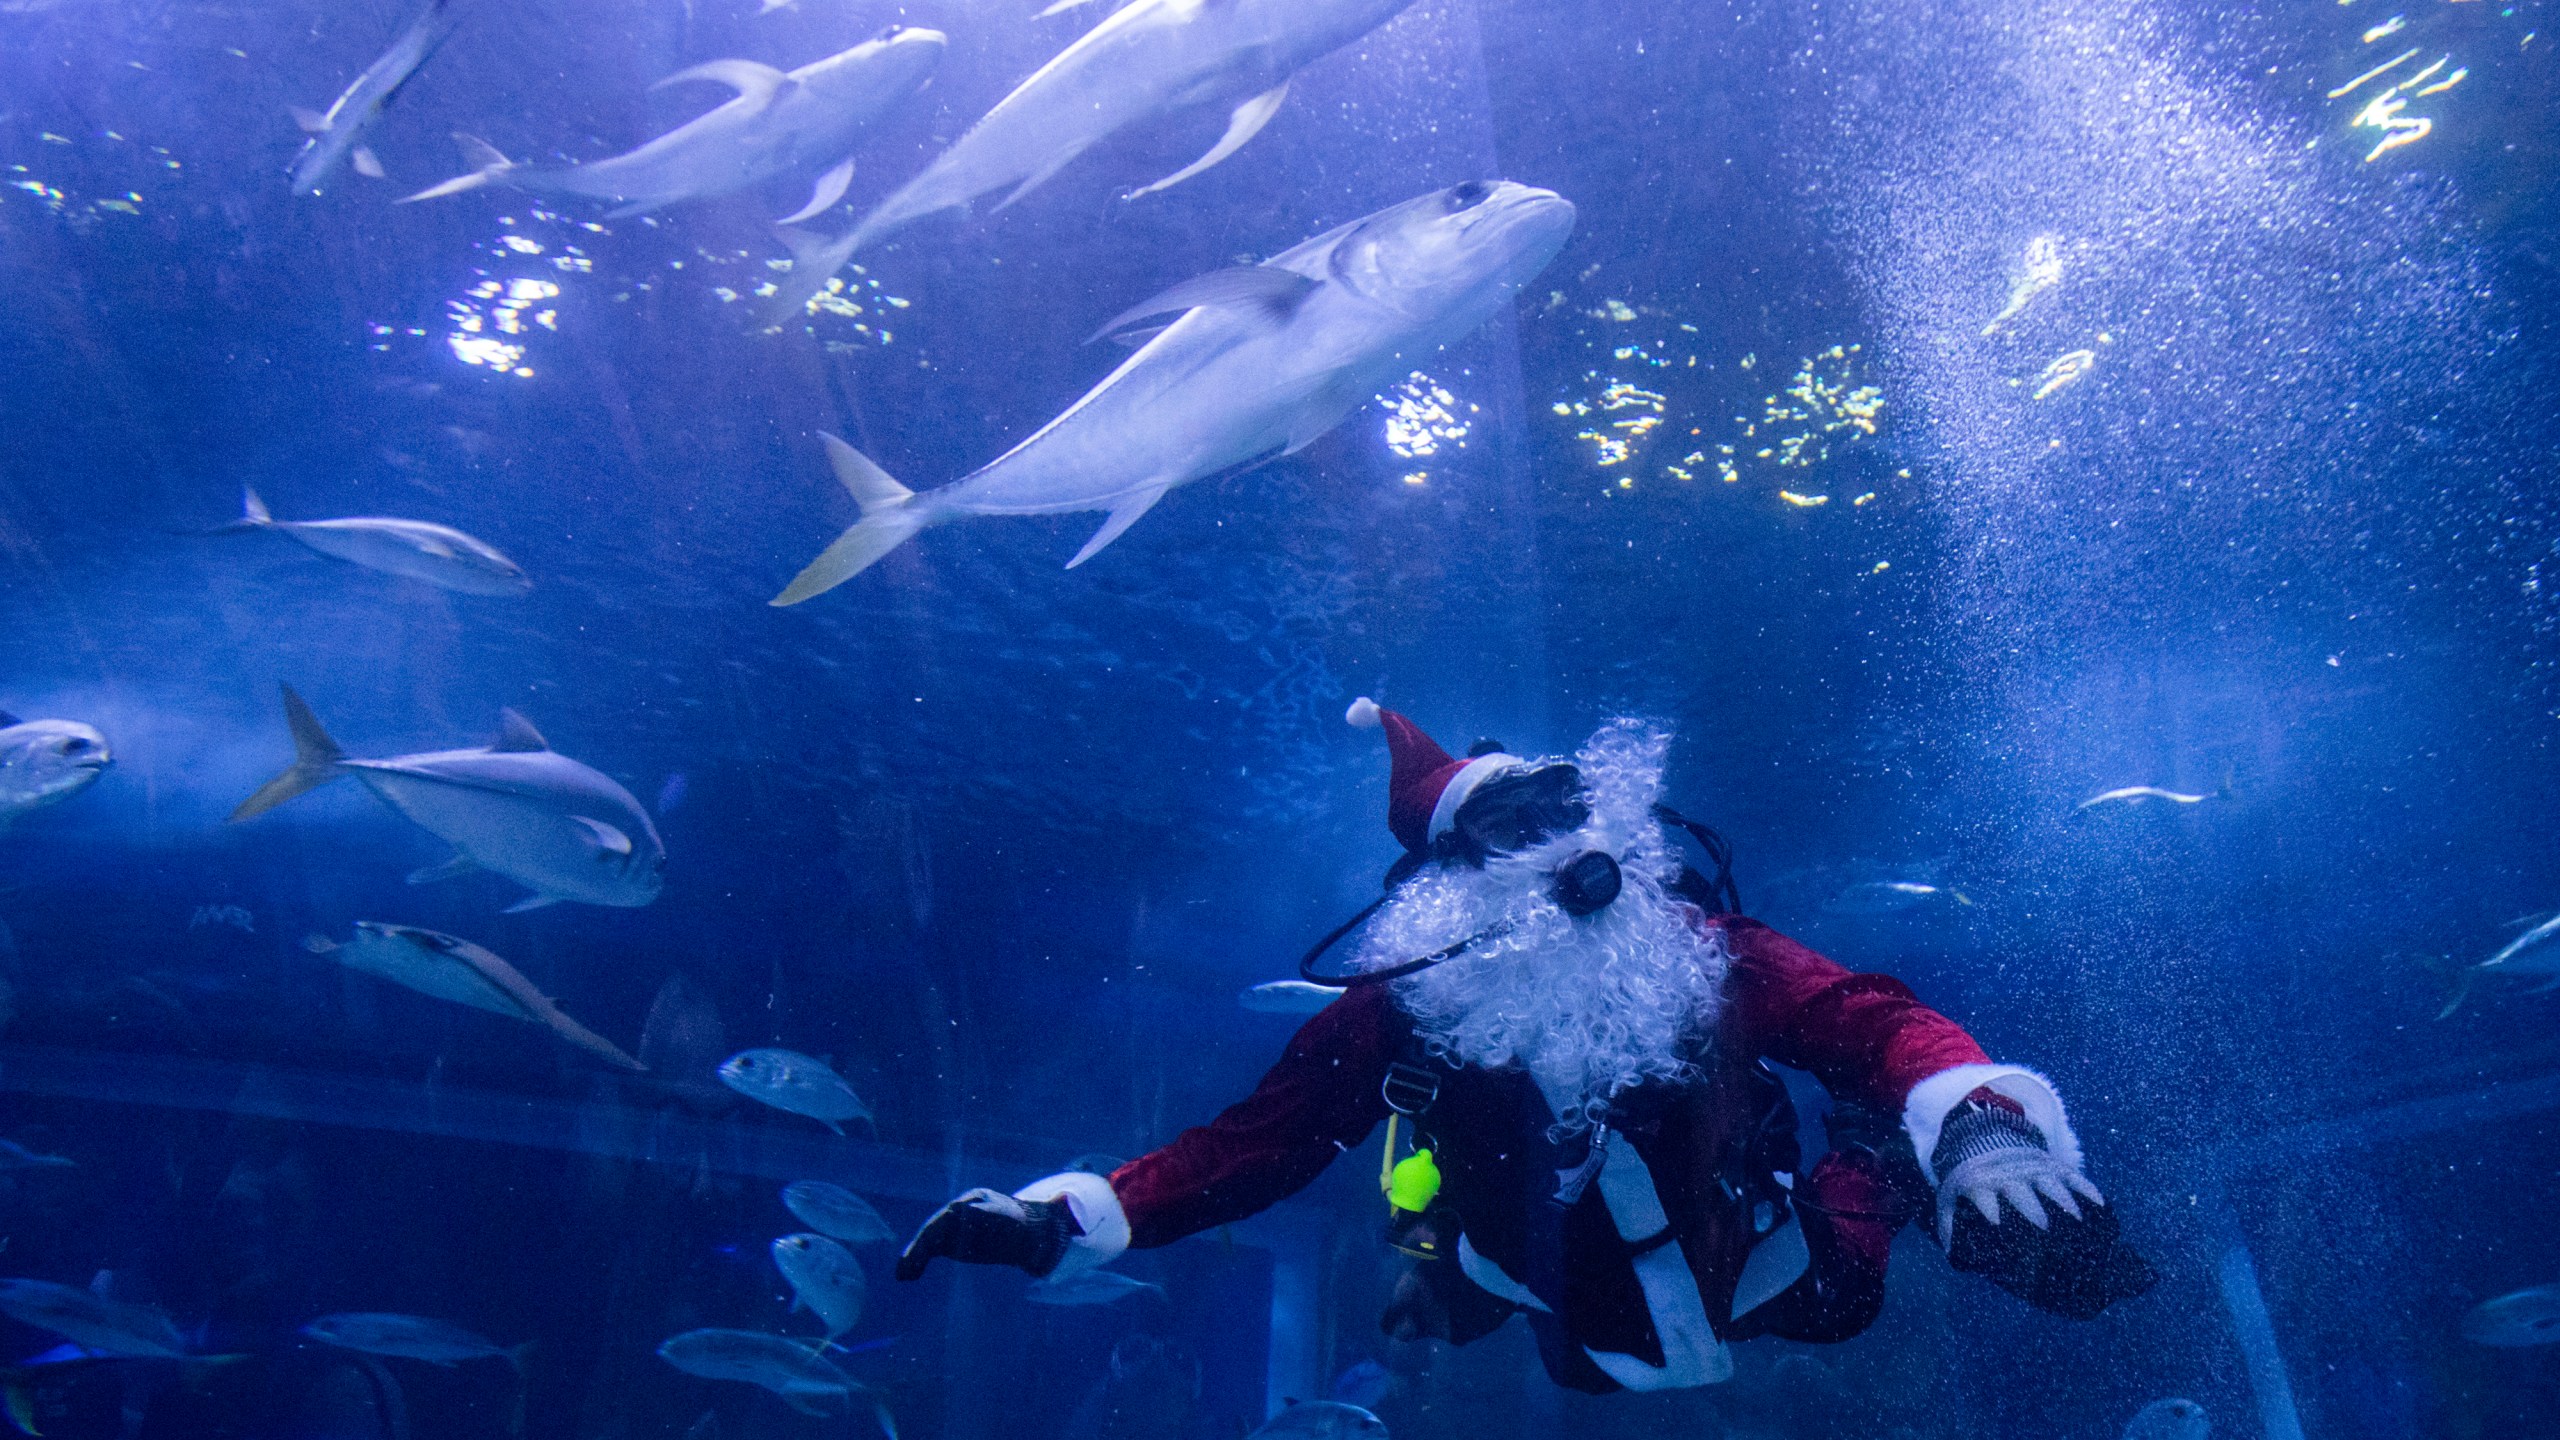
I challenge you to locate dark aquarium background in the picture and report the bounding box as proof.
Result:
[4,0,2560,1434]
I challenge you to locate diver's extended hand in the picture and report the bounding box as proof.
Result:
[1931,1101,2104,1249]
[895,1187,1076,1281]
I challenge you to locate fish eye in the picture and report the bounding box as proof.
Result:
[1445,181,1493,212]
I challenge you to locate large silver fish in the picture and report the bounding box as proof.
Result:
[771,1233,866,1339]
[289,0,461,196]
[0,713,110,831]
[656,1328,856,1416]
[304,922,645,1070]
[772,180,1574,602]
[231,686,664,912]
[842,0,1413,255]
[0,1280,186,1359]
[302,1312,518,1366]
[208,488,531,596]
[405,26,944,223]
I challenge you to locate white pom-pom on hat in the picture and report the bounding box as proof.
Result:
[1345,697,1383,729]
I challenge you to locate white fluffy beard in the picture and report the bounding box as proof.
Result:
[1368,719,1732,1130]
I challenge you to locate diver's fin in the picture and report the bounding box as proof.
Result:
[352,146,385,180]
[1087,266,1316,343]
[490,709,550,753]
[231,685,348,821]
[779,158,856,226]
[772,440,925,605]
[1065,485,1170,569]
[1125,81,1290,200]
[400,134,515,202]
[503,894,562,914]
[407,853,479,886]
[653,59,794,110]
[820,433,914,513]
[290,105,330,134]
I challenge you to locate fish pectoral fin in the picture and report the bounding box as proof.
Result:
[1086,265,1318,344]
[1065,486,1172,569]
[652,58,794,110]
[289,105,330,134]
[779,158,857,226]
[572,816,636,857]
[351,146,386,179]
[1124,80,1290,200]
[503,894,563,914]
[407,853,480,885]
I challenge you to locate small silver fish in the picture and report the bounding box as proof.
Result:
[0,1139,74,1171]
[302,1312,516,1366]
[1821,880,1973,916]
[1249,1400,1389,1440]
[208,487,531,595]
[772,1233,866,1339]
[2076,785,2211,811]
[0,714,109,831]
[719,1049,871,1134]
[232,687,664,912]
[657,1328,856,1416]
[2437,915,2560,1017]
[1239,980,1340,1015]
[2464,1285,2560,1347]
[1024,1270,1163,1306]
[782,1182,896,1245]
[0,1280,186,1358]
[2120,1399,2209,1440]
[305,923,644,1070]
[289,0,460,195]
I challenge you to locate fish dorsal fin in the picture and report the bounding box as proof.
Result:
[0,711,19,728]
[653,59,795,110]
[572,816,635,856]
[1086,265,1317,344]
[490,709,550,752]
[289,105,330,134]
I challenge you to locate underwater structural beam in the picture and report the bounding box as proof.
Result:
[0,1043,1033,1201]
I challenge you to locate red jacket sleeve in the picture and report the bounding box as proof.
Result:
[1108,984,1401,1249]
[1718,916,1989,1115]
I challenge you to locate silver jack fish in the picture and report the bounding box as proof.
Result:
[289,0,461,196]
[405,26,944,223]
[772,1233,866,1340]
[0,713,110,831]
[0,1280,186,1359]
[718,1048,871,1134]
[835,0,1415,261]
[305,922,645,1070]
[657,1328,858,1416]
[782,1181,896,1245]
[301,1313,523,1368]
[231,686,665,912]
[772,180,1574,602]
[206,488,531,596]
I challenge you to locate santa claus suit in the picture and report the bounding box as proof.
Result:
[944,704,2134,1395]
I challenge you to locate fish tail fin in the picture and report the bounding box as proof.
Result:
[230,684,347,821]
[2437,965,2476,1020]
[302,932,337,954]
[505,1340,535,1378]
[190,486,274,536]
[400,133,514,203]
[771,438,926,605]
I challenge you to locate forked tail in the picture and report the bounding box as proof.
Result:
[770,434,927,606]
[230,684,349,821]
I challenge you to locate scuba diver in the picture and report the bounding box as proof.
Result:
[897,701,2155,1393]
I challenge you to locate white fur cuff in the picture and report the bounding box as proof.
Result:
[1013,1171,1132,1277]
[1902,1063,2084,1186]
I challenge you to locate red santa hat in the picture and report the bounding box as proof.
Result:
[1346,696,1522,854]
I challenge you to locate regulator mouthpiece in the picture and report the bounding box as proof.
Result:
[1553,850,1622,917]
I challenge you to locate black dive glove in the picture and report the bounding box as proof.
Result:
[894,1188,1077,1282]
[1931,1102,2157,1319]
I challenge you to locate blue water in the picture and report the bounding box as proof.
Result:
[3,0,2560,1433]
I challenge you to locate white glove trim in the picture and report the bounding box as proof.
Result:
[1012,1171,1131,1278]
[1900,1062,2083,1186]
